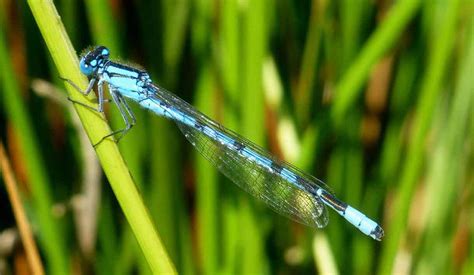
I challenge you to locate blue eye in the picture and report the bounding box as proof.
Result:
[80,58,94,76]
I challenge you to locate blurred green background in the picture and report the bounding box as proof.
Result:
[0,0,473,274]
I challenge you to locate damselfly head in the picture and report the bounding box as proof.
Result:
[80,46,110,76]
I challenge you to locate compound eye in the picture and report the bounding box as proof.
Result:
[80,58,94,76]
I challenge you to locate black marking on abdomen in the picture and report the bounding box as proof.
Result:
[271,162,283,173]
[194,120,204,131]
[318,189,347,212]
[233,140,244,152]
[295,175,315,192]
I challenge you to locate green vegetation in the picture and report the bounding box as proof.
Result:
[0,0,472,274]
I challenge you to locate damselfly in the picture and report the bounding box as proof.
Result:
[68,46,384,241]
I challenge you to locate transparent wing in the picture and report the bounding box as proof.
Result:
[146,84,329,228]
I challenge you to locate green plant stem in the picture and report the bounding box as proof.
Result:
[296,0,326,125]
[194,64,219,274]
[240,0,269,273]
[378,0,460,273]
[27,0,176,273]
[331,0,421,125]
[0,28,68,275]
